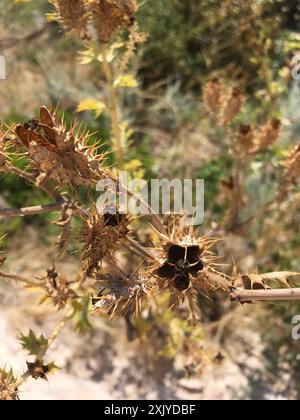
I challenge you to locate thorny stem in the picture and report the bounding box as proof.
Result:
[1,164,87,220]
[43,310,73,355]
[0,270,41,288]
[8,165,63,201]
[106,170,167,235]
[0,201,65,217]
[1,164,166,234]
[125,237,158,261]
[230,288,300,303]
[101,45,125,168]
[223,127,245,232]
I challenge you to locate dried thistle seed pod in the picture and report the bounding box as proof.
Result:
[51,0,90,39]
[91,0,137,43]
[151,220,228,314]
[0,256,6,268]
[203,78,221,116]
[0,130,11,172]
[283,145,300,183]
[237,124,255,155]
[220,87,244,126]
[14,106,107,186]
[92,272,156,317]
[219,176,243,207]
[153,242,205,292]
[254,118,281,152]
[26,361,56,381]
[0,370,19,401]
[80,210,131,274]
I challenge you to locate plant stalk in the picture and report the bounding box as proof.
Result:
[101,45,125,168]
[230,288,300,303]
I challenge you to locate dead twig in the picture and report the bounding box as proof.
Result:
[230,288,300,303]
[0,201,66,218]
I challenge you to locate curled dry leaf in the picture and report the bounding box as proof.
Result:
[54,203,75,256]
[41,267,77,310]
[230,270,300,303]
[254,271,300,288]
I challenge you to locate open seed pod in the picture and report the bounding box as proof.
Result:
[14,106,107,187]
[91,0,137,43]
[152,220,228,313]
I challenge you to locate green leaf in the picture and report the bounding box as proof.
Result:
[20,330,48,357]
[71,296,93,334]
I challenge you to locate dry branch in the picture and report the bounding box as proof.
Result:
[0,201,65,217]
[230,288,300,303]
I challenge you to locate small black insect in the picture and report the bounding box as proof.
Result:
[23,119,40,131]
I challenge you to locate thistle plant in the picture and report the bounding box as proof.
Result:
[1,97,300,398]
[1,0,300,400]
[49,0,145,169]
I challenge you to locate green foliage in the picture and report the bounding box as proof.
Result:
[140,0,295,100]
[20,330,48,358]
[71,296,93,334]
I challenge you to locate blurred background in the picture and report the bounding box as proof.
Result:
[1,0,300,400]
